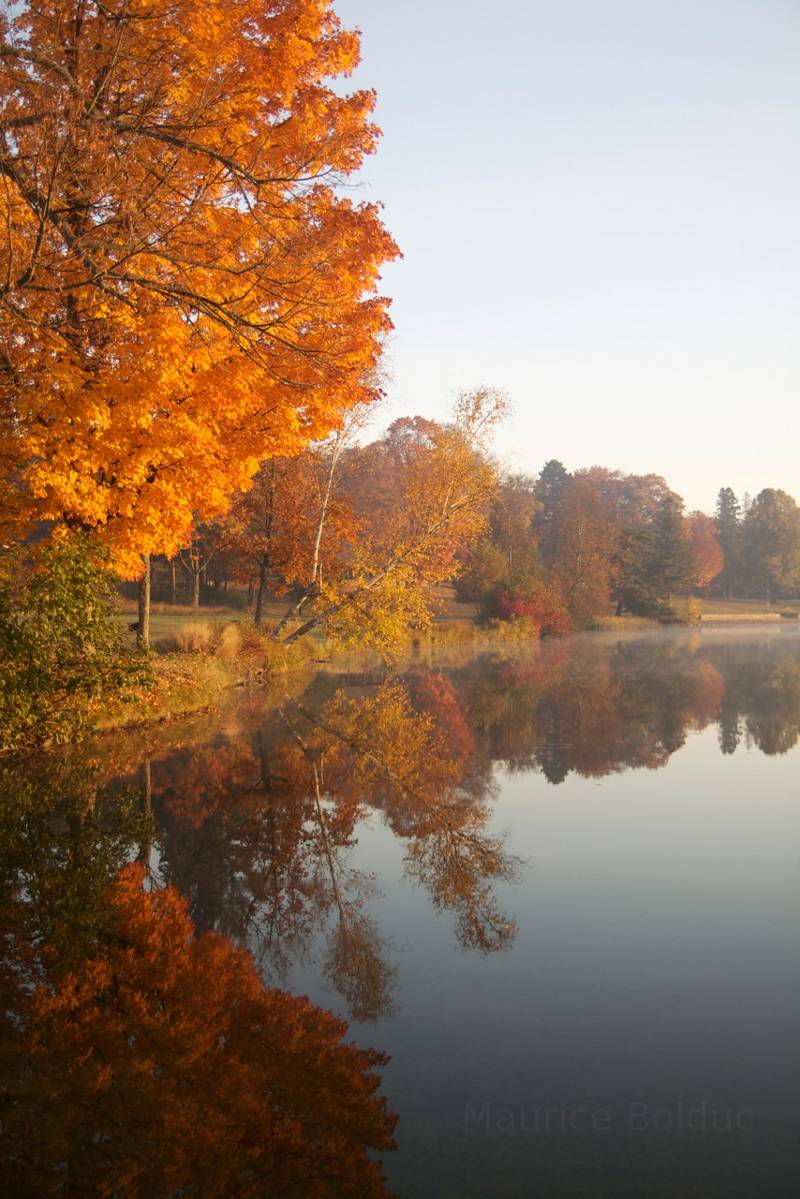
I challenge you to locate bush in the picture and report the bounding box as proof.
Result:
[214,622,243,662]
[454,539,508,601]
[173,620,215,654]
[0,535,151,752]
[482,580,572,637]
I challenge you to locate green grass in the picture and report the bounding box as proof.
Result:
[700,596,799,613]
[114,597,295,647]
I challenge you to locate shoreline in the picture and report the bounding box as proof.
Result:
[81,610,800,741]
[7,612,796,756]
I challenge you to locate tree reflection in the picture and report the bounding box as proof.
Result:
[2,633,798,1191]
[455,633,800,782]
[5,633,797,1061]
[96,635,800,1024]
[0,775,396,1197]
[125,678,521,1022]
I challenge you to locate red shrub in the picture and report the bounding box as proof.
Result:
[487,582,572,637]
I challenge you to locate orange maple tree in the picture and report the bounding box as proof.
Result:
[686,510,724,589]
[226,416,363,627]
[0,0,397,575]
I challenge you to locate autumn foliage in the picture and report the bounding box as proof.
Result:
[1,862,396,1197]
[484,580,572,637]
[0,0,397,574]
[255,388,508,655]
[687,511,724,589]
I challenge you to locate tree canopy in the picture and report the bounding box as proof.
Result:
[0,0,397,574]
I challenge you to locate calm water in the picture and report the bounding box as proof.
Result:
[2,628,799,1196]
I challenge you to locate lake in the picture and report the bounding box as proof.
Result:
[2,628,799,1197]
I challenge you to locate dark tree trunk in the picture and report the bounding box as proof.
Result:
[137,554,151,648]
[192,568,200,610]
[254,557,267,628]
[138,758,152,864]
[170,557,177,604]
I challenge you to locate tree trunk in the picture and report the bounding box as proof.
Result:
[170,557,177,604]
[192,567,200,610]
[272,431,343,640]
[138,758,152,865]
[137,554,151,648]
[254,558,267,628]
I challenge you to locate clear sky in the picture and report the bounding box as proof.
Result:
[335,0,799,512]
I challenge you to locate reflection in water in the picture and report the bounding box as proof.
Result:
[0,768,396,1196]
[1,631,799,1194]
[126,633,800,1018]
[456,632,800,778]
[144,679,522,1021]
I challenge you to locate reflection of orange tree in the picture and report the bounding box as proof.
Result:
[0,863,396,1198]
[411,672,476,758]
[147,681,521,996]
[152,726,395,1016]
[299,730,397,1024]
[284,683,520,957]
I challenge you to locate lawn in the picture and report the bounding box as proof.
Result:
[699,597,800,621]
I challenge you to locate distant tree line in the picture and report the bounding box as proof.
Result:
[714,486,800,604]
[455,461,800,625]
[145,445,800,638]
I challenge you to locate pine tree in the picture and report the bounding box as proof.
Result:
[648,496,695,600]
[715,487,742,598]
[534,460,571,567]
[612,497,693,618]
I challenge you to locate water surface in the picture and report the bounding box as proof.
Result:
[2,629,799,1196]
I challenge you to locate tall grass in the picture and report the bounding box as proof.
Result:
[173,621,215,653]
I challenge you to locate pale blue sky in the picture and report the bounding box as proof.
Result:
[336,0,799,511]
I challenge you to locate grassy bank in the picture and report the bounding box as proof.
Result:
[98,591,800,737]
[98,606,548,735]
[97,619,323,732]
[94,654,238,732]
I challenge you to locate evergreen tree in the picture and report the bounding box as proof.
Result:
[612,497,693,617]
[715,486,742,598]
[611,527,664,617]
[643,496,694,601]
[534,459,571,567]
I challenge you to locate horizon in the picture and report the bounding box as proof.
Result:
[337,0,800,512]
